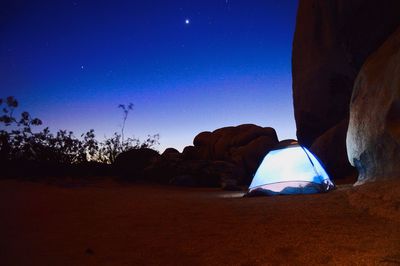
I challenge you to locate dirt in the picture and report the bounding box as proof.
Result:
[1,178,400,265]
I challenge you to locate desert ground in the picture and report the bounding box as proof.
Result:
[1,178,400,265]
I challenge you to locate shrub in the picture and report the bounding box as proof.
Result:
[0,96,159,165]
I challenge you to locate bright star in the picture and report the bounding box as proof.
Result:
[185,19,190,24]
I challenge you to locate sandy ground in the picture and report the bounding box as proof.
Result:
[1,178,400,266]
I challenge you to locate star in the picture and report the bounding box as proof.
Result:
[185,19,190,25]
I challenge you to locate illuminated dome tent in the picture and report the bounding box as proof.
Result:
[247,140,334,196]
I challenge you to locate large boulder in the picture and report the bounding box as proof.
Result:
[162,148,180,157]
[193,124,278,158]
[169,160,242,188]
[347,27,400,184]
[293,0,400,147]
[311,119,356,181]
[193,131,213,147]
[230,136,277,185]
[144,155,244,189]
[114,148,160,180]
[142,153,182,184]
[182,145,200,160]
[191,124,279,184]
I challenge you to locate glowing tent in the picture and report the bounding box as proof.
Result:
[246,141,334,196]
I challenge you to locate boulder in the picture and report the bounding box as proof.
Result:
[142,154,181,184]
[230,136,277,185]
[114,148,160,180]
[230,124,275,147]
[162,148,180,156]
[161,148,181,161]
[168,160,242,188]
[347,26,400,184]
[311,119,356,180]
[182,145,200,160]
[193,125,278,159]
[213,126,238,160]
[145,155,243,188]
[192,124,279,184]
[193,131,213,147]
[293,0,400,147]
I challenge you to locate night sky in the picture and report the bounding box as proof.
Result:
[1,0,298,152]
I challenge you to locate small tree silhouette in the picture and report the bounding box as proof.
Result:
[118,103,133,143]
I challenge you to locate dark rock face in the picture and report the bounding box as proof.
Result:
[182,145,200,160]
[192,124,279,184]
[292,0,400,147]
[142,124,279,188]
[114,148,160,180]
[142,151,182,184]
[230,135,278,185]
[144,154,245,189]
[168,160,242,188]
[347,27,400,184]
[193,124,278,159]
[162,148,180,156]
[311,119,356,180]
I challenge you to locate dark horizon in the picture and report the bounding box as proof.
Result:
[0,0,298,151]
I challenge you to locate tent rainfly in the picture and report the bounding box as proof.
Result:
[246,140,335,196]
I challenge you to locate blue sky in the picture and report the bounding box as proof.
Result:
[0,0,298,151]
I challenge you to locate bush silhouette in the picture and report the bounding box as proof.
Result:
[0,96,159,175]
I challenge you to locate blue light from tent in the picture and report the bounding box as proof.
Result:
[249,146,330,190]
[303,147,330,182]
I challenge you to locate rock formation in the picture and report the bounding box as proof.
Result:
[191,124,279,185]
[128,124,280,189]
[114,148,160,179]
[311,119,356,180]
[347,27,400,184]
[292,0,400,178]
